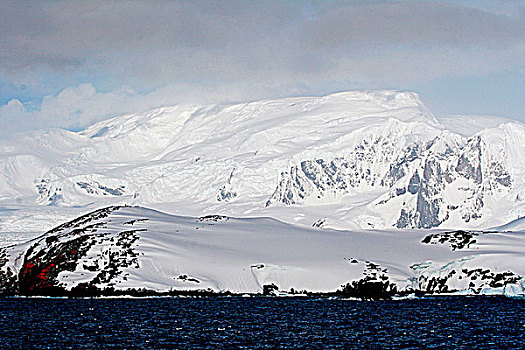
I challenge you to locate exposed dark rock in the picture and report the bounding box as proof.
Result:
[421,230,482,250]
[338,260,397,300]
[263,283,279,295]
[0,206,150,296]
[415,191,442,229]
[177,274,200,283]
[312,218,326,228]
[407,172,420,194]
[217,168,238,202]
[123,218,149,226]
[197,215,229,222]
[90,229,142,286]
[395,187,406,196]
[18,234,98,295]
[455,137,483,184]
[339,277,397,300]
[0,248,17,295]
[266,132,511,229]
[76,181,125,196]
[414,265,522,295]
[217,186,237,202]
[267,137,395,207]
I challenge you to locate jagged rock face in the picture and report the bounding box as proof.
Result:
[0,206,144,295]
[36,176,132,206]
[411,261,523,295]
[266,135,403,206]
[217,168,237,202]
[338,260,398,300]
[266,133,512,229]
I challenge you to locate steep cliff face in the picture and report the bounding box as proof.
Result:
[385,134,513,228]
[266,134,401,207]
[265,130,515,229]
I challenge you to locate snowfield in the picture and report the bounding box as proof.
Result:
[0,90,523,297]
[0,206,523,297]
[0,90,524,247]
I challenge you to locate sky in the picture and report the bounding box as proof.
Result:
[0,0,524,134]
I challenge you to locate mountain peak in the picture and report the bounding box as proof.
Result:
[0,90,523,243]
[79,90,438,145]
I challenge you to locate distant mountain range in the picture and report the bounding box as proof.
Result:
[0,90,524,245]
[1,91,524,297]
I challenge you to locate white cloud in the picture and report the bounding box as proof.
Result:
[0,1,523,133]
[0,82,292,134]
[0,84,134,133]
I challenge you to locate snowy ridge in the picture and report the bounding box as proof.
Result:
[0,90,524,244]
[492,216,525,231]
[435,114,520,137]
[0,206,524,297]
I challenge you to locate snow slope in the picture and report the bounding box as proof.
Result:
[0,90,524,245]
[1,206,523,296]
[435,114,519,137]
[493,216,525,231]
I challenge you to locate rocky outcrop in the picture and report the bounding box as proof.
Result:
[266,133,512,229]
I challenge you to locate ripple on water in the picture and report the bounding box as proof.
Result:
[0,296,524,349]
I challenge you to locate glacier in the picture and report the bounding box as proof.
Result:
[0,90,523,246]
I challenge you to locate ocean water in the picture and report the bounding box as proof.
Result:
[0,296,523,349]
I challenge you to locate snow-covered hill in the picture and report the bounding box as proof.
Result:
[1,206,523,297]
[0,90,524,245]
[493,216,525,231]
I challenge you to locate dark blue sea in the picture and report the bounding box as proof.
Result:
[1,296,524,349]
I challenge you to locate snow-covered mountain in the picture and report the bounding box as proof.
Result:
[0,90,524,245]
[1,206,523,297]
